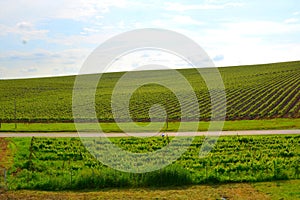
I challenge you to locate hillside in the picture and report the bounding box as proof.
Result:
[0,61,299,122]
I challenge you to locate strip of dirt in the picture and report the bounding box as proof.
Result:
[0,138,9,193]
[0,138,9,168]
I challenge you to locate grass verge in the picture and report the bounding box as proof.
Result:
[0,118,299,132]
[0,183,271,200]
[253,180,300,200]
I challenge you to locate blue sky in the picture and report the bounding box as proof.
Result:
[0,0,300,79]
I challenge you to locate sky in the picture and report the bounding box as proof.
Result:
[0,0,300,79]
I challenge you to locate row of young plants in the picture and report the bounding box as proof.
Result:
[0,61,299,122]
[226,70,299,119]
[6,134,300,190]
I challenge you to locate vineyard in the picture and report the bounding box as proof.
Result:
[5,135,300,190]
[0,61,299,122]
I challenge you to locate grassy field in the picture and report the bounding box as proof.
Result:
[1,135,298,191]
[0,61,299,123]
[2,180,300,200]
[0,118,299,132]
[254,180,300,200]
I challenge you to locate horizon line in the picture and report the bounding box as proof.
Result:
[1,60,299,81]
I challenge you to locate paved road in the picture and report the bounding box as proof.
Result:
[0,130,299,138]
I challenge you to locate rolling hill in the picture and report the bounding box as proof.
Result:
[0,61,299,122]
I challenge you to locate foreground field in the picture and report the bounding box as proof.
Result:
[0,61,299,122]
[1,135,299,191]
[1,180,299,200]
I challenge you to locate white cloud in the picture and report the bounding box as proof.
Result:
[118,21,126,29]
[284,18,299,24]
[16,22,48,43]
[16,22,33,31]
[171,16,204,26]
[80,27,100,35]
[164,1,244,12]
[21,66,38,73]
[0,48,91,79]
[0,0,129,23]
[48,29,121,47]
[212,43,300,67]
[0,21,48,42]
[151,15,204,28]
[293,11,300,16]
[108,50,191,72]
[170,19,300,67]
[215,20,300,36]
[0,49,89,63]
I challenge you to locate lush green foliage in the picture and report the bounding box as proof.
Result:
[0,61,299,122]
[7,135,300,190]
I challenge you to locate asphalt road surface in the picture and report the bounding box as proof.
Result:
[0,129,299,138]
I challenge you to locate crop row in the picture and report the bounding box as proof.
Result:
[0,61,299,122]
[6,134,300,190]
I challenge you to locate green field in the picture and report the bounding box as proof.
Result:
[0,118,299,132]
[3,135,299,191]
[0,61,299,123]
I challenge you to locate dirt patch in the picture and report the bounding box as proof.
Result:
[0,138,9,193]
[215,183,271,200]
[0,138,9,168]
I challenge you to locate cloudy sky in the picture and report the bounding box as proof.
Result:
[0,0,300,79]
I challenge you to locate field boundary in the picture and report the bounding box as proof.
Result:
[0,129,299,138]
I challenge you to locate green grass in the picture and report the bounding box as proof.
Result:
[5,135,300,190]
[0,183,273,200]
[0,61,299,123]
[253,180,300,200]
[0,118,299,132]
[1,180,300,199]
